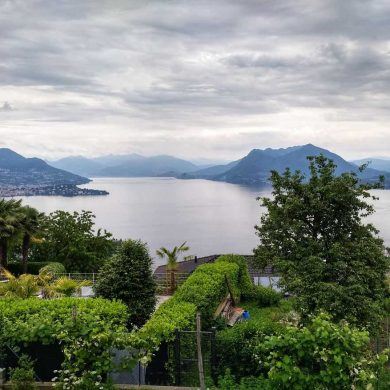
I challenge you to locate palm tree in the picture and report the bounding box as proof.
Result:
[20,206,44,273]
[156,242,189,293]
[0,198,23,268]
[156,242,190,271]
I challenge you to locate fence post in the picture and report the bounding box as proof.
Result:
[210,326,217,385]
[174,328,181,385]
[196,312,205,390]
[0,368,4,389]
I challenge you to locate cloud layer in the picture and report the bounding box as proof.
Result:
[0,0,389,160]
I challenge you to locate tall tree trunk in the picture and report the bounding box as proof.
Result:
[0,239,8,268]
[22,234,31,274]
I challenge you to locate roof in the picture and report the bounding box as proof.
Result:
[154,254,220,274]
[154,254,279,277]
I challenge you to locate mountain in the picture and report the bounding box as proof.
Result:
[49,156,104,177]
[99,155,199,177]
[0,148,90,187]
[352,158,390,173]
[182,144,389,187]
[49,153,145,177]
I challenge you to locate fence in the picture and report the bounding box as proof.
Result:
[154,272,190,294]
[56,273,97,283]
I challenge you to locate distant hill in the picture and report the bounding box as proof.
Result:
[98,155,199,177]
[49,156,104,177]
[182,144,389,187]
[49,153,145,177]
[50,153,197,177]
[352,158,390,173]
[0,148,90,187]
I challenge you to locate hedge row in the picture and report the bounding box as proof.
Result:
[6,262,53,276]
[138,254,252,348]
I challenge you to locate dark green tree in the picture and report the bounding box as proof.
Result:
[29,210,114,272]
[0,198,23,268]
[254,155,389,331]
[19,206,45,273]
[94,239,157,328]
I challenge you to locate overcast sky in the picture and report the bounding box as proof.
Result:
[0,0,389,161]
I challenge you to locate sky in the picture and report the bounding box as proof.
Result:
[0,0,389,161]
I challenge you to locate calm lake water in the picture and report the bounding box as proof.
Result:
[19,177,390,268]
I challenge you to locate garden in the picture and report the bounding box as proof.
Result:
[0,156,389,389]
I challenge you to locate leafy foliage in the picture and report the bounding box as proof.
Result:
[94,239,157,328]
[0,298,137,389]
[138,255,249,351]
[254,155,389,331]
[243,285,282,307]
[156,241,189,271]
[255,313,388,389]
[29,210,114,272]
[39,262,66,277]
[9,355,37,390]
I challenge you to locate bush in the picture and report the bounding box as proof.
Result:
[138,256,247,351]
[243,285,282,307]
[39,262,66,276]
[216,254,253,296]
[6,262,51,275]
[94,239,157,328]
[255,313,388,389]
[0,298,133,389]
[9,355,37,390]
[215,317,282,380]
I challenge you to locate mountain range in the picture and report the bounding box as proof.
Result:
[49,154,200,177]
[352,158,390,173]
[1,145,388,192]
[0,148,89,187]
[48,144,390,188]
[183,144,388,186]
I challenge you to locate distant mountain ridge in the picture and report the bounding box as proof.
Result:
[48,144,389,188]
[352,158,390,173]
[181,144,389,187]
[0,148,90,187]
[50,154,199,177]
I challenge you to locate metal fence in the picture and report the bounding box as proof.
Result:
[56,273,98,283]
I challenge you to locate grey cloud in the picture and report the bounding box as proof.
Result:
[0,102,13,111]
[0,0,389,159]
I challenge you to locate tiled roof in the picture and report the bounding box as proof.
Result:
[154,254,279,276]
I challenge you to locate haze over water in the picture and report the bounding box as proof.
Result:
[20,178,390,268]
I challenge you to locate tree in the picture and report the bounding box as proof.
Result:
[19,206,44,273]
[254,313,388,389]
[29,210,114,272]
[0,199,23,268]
[156,242,189,293]
[94,239,157,328]
[254,155,389,331]
[156,242,190,270]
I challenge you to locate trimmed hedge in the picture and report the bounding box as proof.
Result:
[138,254,252,350]
[243,285,282,307]
[6,262,53,276]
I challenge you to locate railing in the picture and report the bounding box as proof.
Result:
[154,272,190,295]
[56,273,98,283]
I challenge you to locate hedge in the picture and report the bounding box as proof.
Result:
[5,262,53,276]
[0,298,132,388]
[138,254,252,350]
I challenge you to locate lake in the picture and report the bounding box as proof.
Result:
[20,177,390,268]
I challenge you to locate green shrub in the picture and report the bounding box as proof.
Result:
[39,262,66,276]
[243,285,282,307]
[138,256,246,352]
[0,298,133,389]
[215,315,282,380]
[175,261,240,322]
[255,312,388,389]
[9,355,37,390]
[216,254,253,296]
[213,370,270,390]
[6,262,51,275]
[94,239,157,328]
